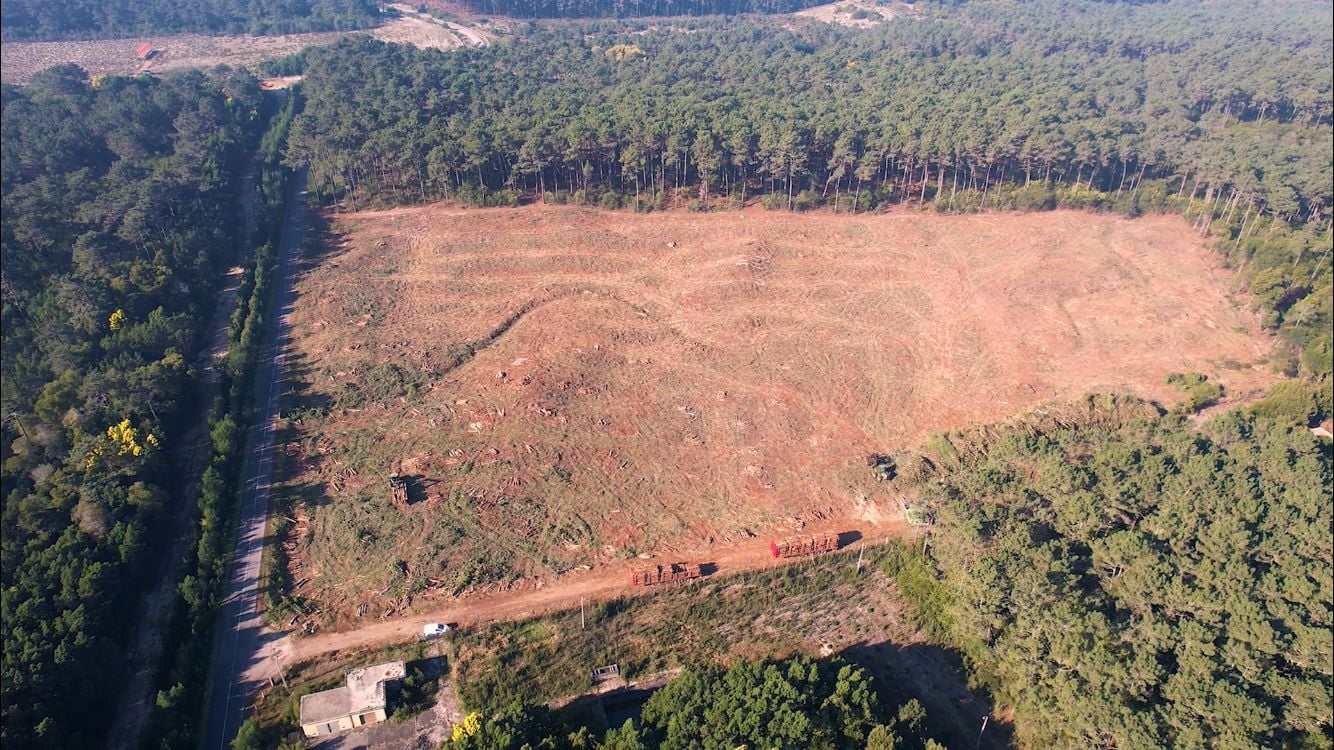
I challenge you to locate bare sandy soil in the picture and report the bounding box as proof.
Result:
[272,204,1274,637]
[793,0,915,27]
[0,8,490,84]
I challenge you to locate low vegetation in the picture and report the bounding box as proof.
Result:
[1164,371,1225,413]
[452,549,902,715]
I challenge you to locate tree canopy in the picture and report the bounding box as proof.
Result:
[445,655,944,750]
[0,65,261,748]
[880,394,1333,748]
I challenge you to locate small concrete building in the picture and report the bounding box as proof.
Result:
[299,660,406,738]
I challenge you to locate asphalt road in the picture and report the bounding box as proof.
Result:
[200,166,307,750]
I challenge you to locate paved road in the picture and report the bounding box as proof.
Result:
[200,166,307,750]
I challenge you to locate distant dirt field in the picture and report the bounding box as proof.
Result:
[793,0,915,27]
[278,205,1274,622]
[0,8,489,84]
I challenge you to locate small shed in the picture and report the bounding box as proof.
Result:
[299,660,406,738]
[135,43,156,60]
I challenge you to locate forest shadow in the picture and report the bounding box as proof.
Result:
[294,208,341,274]
[398,474,441,505]
[839,639,1013,750]
[236,627,289,694]
[554,682,665,735]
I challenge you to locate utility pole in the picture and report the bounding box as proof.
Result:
[580,597,585,630]
[856,548,864,573]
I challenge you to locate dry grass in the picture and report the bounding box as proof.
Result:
[276,204,1274,622]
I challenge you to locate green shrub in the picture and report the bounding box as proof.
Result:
[1164,371,1224,412]
[793,189,821,210]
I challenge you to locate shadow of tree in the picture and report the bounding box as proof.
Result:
[839,639,1013,750]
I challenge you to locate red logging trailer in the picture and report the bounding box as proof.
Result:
[629,562,702,587]
[769,532,840,559]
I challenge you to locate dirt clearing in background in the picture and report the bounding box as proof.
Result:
[0,8,491,84]
[793,0,916,27]
[277,204,1274,625]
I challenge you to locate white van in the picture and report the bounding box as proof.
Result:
[422,623,451,639]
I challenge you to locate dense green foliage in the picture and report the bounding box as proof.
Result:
[882,395,1333,748]
[0,0,380,40]
[0,66,262,748]
[447,656,943,750]
[285,0,1332,371]
[290,3,1332,216]
[460,0,828,18]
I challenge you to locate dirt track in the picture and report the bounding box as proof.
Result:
[258,519,901,678]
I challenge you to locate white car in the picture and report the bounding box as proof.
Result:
[422,622,451,638]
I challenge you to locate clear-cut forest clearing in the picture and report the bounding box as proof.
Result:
[273,204,1275,624]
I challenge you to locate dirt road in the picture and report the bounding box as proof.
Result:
[254,520,908,676]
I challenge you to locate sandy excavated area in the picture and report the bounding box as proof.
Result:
[0,9,488,84]
[279,205,1273,621]
[793,0,915,27]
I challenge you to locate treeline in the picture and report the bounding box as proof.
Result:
[446,655,945,750]
[0,65,263,748]
[288,6,1333,220]
[0,0,381,40]
[284,1,1332,370]
[876,391,1332,748]
[459,0,829,18]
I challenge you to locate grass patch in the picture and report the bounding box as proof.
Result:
[452,545,903,716]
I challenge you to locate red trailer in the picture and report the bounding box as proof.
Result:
[769,532,839,559]
[629,562,702,586]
